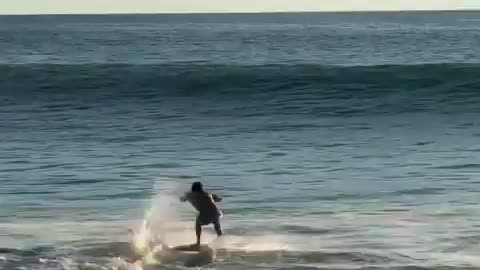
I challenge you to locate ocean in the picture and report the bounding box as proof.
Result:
[1,11,480,270]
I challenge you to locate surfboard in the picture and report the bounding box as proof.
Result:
[172,244,211,252]
[163,243,215,267]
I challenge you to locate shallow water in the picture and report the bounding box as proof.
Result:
[1,11,480,270]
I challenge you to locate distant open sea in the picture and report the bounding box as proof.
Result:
[1,11,480,270]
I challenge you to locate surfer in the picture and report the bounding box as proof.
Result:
[180,182,223,247]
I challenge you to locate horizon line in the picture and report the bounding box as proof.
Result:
[1,9,479,16]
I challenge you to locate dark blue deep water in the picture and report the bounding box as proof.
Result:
[1,12,480,270]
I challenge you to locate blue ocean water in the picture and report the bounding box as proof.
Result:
[1,11,480,270]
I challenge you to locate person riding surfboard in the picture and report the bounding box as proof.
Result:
[180,182,224,249]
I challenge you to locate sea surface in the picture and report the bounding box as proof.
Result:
[1,11,480,270]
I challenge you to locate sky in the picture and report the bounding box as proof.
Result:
[0,0,479,15]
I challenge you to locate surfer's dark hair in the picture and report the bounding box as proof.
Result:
[192,182,203,192]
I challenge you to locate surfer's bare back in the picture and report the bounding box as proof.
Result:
[180,182,224,247]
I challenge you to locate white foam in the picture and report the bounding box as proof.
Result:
[110,257,144,270]
[210,234,290,252]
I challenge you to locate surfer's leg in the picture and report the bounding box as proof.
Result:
[195,217,202,246]
[213,213,223,236]
[213,220,223,236]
